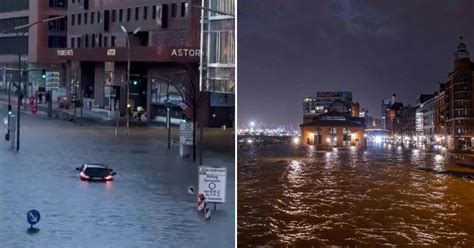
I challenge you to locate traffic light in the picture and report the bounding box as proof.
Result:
[41,69,46,79]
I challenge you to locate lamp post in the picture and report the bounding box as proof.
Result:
[7,15,66,151]
[120,25,141,136]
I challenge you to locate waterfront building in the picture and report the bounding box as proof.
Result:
[416,93,436,146]
[300,109,365,147]
[380,96,393,129]
[442,38,474,150]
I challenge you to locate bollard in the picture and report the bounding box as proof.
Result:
[197,193,206,212]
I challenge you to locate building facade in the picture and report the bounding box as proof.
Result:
[199,0,235,93]
[416,93,436,145]
[303,91,353,123]
[49,0,232,127]
[199,0,235,127]
[0,0,67,94]
[443,39,474,150]
[300,111,365,147]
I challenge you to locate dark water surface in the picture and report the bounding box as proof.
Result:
[238,144,474,246]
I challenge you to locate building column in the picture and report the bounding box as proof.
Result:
[94,63,105,107]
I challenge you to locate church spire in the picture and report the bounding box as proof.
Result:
[455,36,469,59]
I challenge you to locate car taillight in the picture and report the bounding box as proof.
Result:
[80,171,90,179]
[104,175,113,180]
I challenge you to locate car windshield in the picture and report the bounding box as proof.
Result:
[84,167,110,177]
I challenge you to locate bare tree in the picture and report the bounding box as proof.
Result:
[169,63,207,162]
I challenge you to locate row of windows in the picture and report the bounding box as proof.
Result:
[0,37,28,55]
[49,0,67,8]
[70,3,188,26]
[0,0,28,13]
[70,34,116,48]
[0,17,28,33]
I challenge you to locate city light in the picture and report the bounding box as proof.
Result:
[374,136,383,144]
[249,121,255,127]
[293,137,300,145]
[247,139,253,144]
[434,154,444,162]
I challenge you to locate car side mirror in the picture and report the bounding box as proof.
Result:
[111,172,117,176]
[75,167,80,171]
[109,169,113,172]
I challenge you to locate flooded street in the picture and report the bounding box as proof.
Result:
[238,144,474,246]
[0,109,234,248]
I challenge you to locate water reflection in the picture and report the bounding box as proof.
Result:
[238,144,474,246]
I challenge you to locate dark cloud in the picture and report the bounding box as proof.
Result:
[238,0,474,127]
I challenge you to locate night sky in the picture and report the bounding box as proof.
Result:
[237,0,474,128]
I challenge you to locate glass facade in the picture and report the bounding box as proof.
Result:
[200,0,235,93]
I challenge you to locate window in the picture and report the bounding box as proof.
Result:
[112,10,116,22]
[85,34,89,47]
[104,36,108,47]
[71,14,75,26]
[48,16,66,32]
[77,37,81,48]
[91,34,95,47]
[84,12,88,24]
[143,6,148,20]
[70,37,75,48]
[49,0,66,8]
[127,8,131,21]
[171,3,177,17]
[181,2,188,17]
[152,5,157,19]
[98,11,101,23]
[77,13,81,25]
[91,12,94,23]
[111,36,116,47]
[119,9,123,22]
[135,7,139,21]
[98,34,102,47]
[48,36,67,48]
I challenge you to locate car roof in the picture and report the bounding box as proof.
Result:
[83,163,108,169]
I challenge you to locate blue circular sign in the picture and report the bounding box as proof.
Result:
[27,210,41,225]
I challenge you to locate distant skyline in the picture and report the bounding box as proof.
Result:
[238,0,474,126]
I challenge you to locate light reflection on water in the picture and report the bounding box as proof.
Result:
[238,144,474,246]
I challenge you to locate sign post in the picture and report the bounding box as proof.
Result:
[198,166,227,211]
[179,121,194,156]
[27,209,41,229]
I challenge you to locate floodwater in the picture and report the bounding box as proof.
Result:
[0,109,234,248]
[238,144,474,246]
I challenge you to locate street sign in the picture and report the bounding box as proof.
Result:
[27,209,41,226]
[179,121,194,145]
[45,71,60,90]
[198,166,227,203]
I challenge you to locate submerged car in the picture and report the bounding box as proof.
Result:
[76,163,116,181]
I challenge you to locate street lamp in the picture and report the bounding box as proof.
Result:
[249,121,255,128]
[2,15,66,151]
[120,25,141,136]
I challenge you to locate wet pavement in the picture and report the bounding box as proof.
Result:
[238,143,474,246]
[0,107,235,248]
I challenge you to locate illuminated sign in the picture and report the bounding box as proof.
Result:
[57,49,74,56]
[107,49,116,56]
[171,48,200,57]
